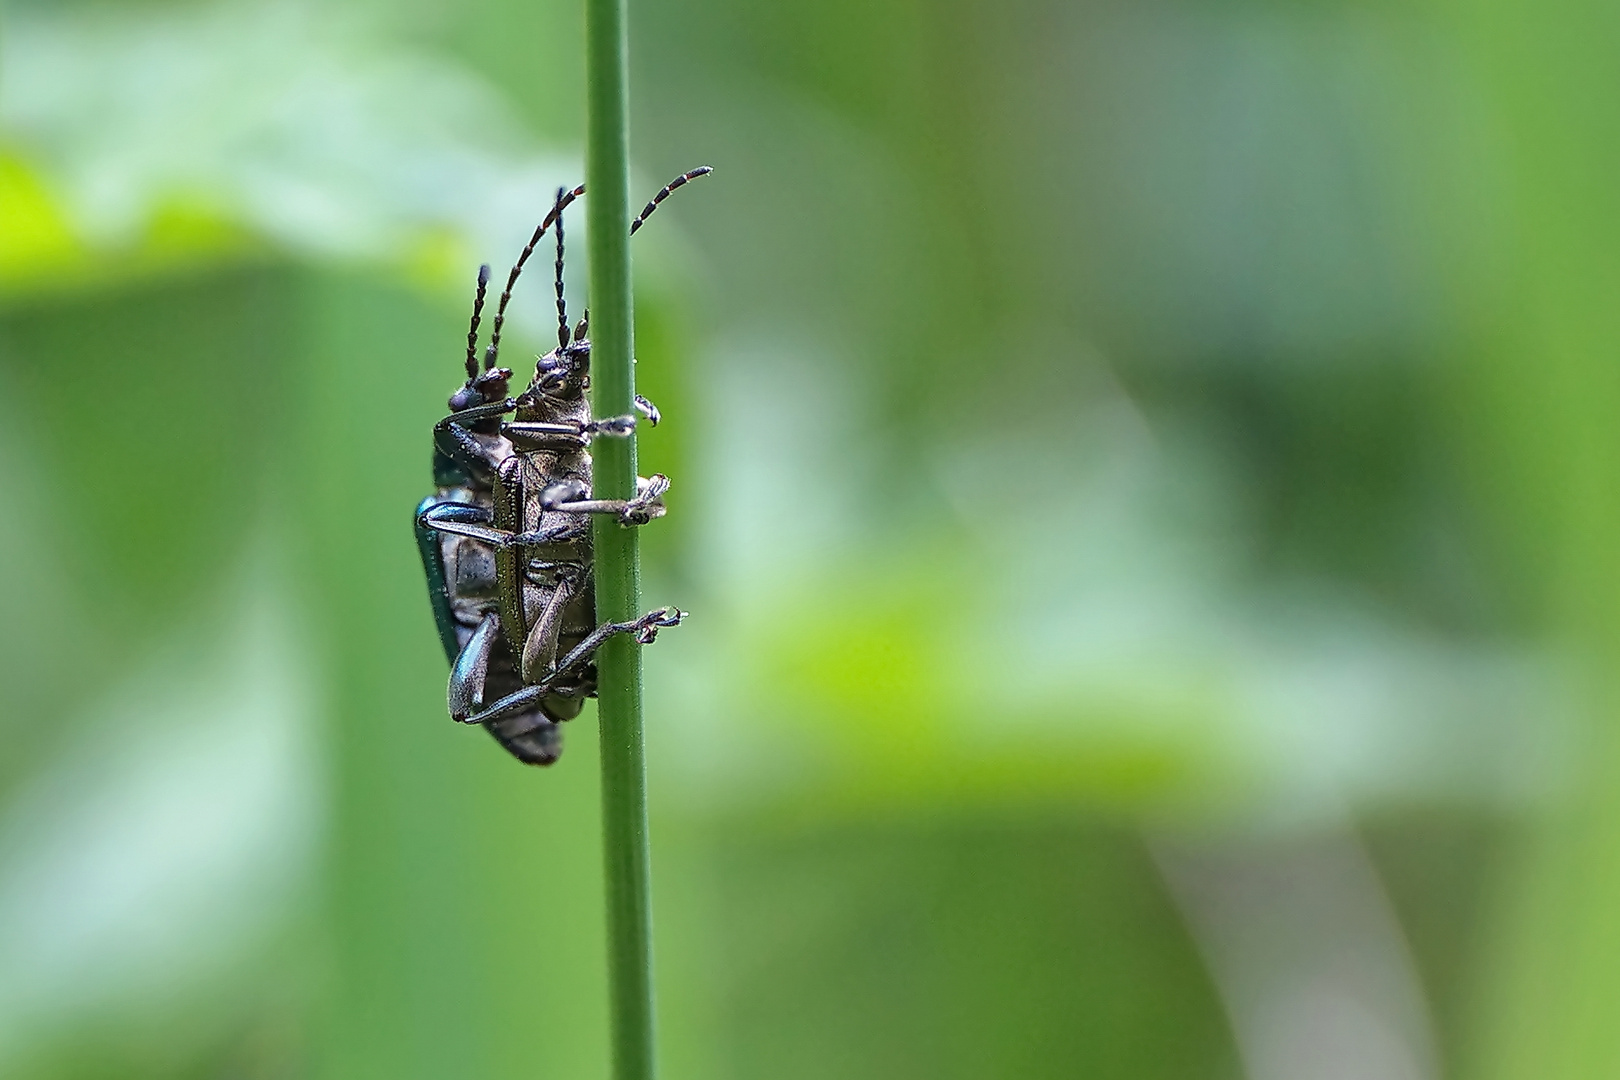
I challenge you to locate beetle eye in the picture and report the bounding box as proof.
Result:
[448,385,480,411]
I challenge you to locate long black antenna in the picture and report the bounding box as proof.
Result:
[465,263,490,380]
[553,187,570,350]
[479,168,712,366]
[487,182,586,367]
[630,166,713,235]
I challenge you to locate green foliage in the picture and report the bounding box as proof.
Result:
[0,0,1609,1078]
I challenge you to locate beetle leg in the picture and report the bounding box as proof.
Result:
[417,501,585,548]
[520,573,576,683]
[586,414,638,438]
[463,606,687,726]
[544,473,671,525]
[633,394,660,426]
[493,458,529,656]
[414,496,463,666]
[433,398,517,481]
[448,612,501,721]
[417,501,509,546]
[502,421,590,450]
[635,472,671,507]
[514,520,590,545]
[502,414,636,449]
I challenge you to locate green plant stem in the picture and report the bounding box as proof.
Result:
[583,0,656,1078]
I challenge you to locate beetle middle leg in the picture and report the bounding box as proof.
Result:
[538,474,672,526]
[447,611,501,721]
[417,501,588,549]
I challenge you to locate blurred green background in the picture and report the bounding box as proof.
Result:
[1,0,1616,1076]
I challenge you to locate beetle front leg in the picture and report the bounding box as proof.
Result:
[463,606,687,726]
[502,398,656,453]
[502,413,638,449]
[434,398,517,481]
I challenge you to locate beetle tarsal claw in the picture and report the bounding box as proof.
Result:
[619,505,666,526]
[634,606,687,644]
[616,473,671,526]
[588,414,637,438]
[633,394,661,426]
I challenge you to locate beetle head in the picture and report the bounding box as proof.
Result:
[530,315,590,399]
[448,364,512,411]
[447,365,512,435]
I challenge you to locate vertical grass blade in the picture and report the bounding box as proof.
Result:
[583,0,657,1078]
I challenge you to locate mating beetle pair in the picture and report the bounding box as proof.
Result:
[414,168,711,765]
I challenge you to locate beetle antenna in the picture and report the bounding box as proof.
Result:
[464,263,491,380]
[629,166,714,235]
[554,188,570,351]
[478,168,704,366]
[488,181,587,366]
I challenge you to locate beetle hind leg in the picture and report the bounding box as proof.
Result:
[447,612,500,721]
[462,607,688,727]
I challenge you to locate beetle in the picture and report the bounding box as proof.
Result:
[414,168,711,764]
